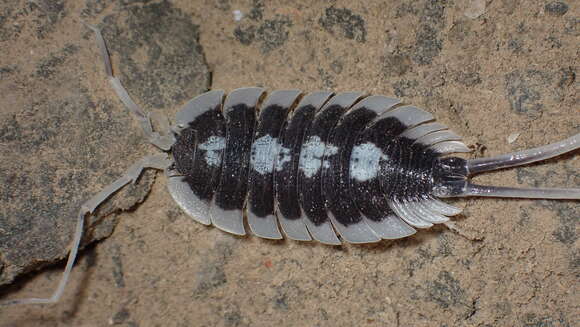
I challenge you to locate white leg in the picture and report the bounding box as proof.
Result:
[0,154,171,306]
[83,22,175,150]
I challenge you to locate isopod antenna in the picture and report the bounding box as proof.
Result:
[433,133,580,200]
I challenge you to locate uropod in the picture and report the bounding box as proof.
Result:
[3,24,579,306]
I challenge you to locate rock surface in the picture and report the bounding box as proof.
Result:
[1,1,578,326]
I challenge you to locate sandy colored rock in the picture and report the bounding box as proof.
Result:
[1,1,578,326]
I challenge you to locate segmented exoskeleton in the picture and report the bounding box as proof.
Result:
[3,23,578,306]
[169,87,579,245]
[172,88,462,244]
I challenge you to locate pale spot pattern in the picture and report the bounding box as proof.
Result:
[275,146,291,172]
[251,135,290,175]
[198,136,226,167]
[299,136,339,178]
[350,142,389,182]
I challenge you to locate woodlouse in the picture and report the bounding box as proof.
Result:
[2,24,578,306]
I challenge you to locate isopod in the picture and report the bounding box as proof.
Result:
[3,24,578,306]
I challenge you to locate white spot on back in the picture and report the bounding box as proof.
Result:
[251,135,290,175]
[325,144,338,156]
[350,142,388,182]
[198,136,226,167]
[299,136,339,178]
[275,146,291,172]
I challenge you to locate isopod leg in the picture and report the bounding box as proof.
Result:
[0,154,171,306]
[84,22,175,150]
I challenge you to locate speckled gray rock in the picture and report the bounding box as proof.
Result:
[0,1,209,286]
